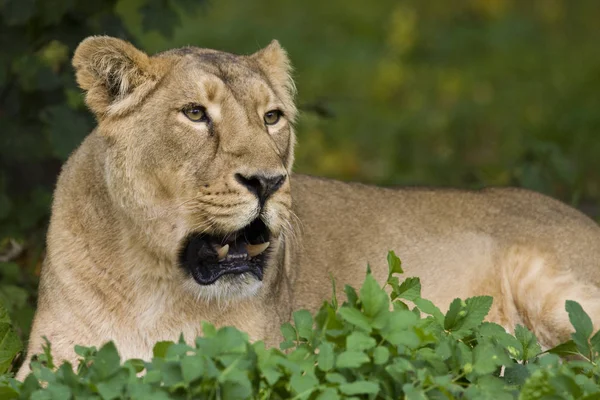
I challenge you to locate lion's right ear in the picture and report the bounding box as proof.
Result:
[72,36,165,117]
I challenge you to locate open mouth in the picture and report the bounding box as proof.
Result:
[179,218,271,285]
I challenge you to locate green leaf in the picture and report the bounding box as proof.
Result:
[280,322,297,349]
[181,355,204,384]
[360,273,389,318]
[0,321,22,374]
[338,307,372,332]
[201,321,217,337]
[519,368,555,399]
[395,277,421,301]
[346,331,376,351]
[152,341,173,359]
[317,342,334,371]
[590,329,600,358]
[97,376,125,400]
[261,367,282,386]
[293,309,314,340]
[344,285,359,307]
[220,380,252,400]
[545,340,580,358]
[566,300,593,356]
[92,341,121,379]
[372,346,389,365]
[290,373,318,397]
[336,350,370,368]
[281,322,297,341]
[0,386,19,400]
[214,327,248,353]
[329,273,338,309]
[380,310,418,346]
[402,383,427,400]
[566,300,594,338]
[316,388,340,400]
[339,380,379,395]
[74,345,96,359]
[161,361,185,388]
[47,383,72,400]
[326,372,347,384]
[0,298,12,323]
[514,325,542,361]
[38,337,54,370]
[124,358,145,374]
[472,342,501,375]
[165,342,192,359]
[413,298,444,324]
[504,364,529,386]
[444,296,492,332]
[462,296,493,330]
[387,251,403,281]
[444,298,463,331]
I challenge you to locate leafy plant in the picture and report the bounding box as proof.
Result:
[3,252,600,399]
[0,300,22,376]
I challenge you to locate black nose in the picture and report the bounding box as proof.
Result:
[235,173,286,204]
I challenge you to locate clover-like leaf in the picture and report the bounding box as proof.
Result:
[339,380,380,395]
[387,251,403,282]
[566,300,593,356]
[293,309,314,340]
[317,342,334,372]
[346,331,376,351]
[360,273,389,318]
[336,350,370,368]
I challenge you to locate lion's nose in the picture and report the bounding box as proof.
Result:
[235,173,286,205]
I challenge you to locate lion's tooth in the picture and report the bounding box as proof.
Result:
[215,244,229,261]
[246,242,270,257]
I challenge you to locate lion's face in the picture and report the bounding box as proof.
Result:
[73,37,297,300]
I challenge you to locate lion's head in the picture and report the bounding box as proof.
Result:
[72,36,297,301]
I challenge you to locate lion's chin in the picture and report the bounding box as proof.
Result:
[182,273,263,304]
[178,217,273,286]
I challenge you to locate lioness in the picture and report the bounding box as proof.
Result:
[17,36,600,379]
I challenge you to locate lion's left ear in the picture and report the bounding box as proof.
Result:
[250,40,295,96]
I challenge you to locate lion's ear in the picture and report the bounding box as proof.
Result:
[72,36,164,117]
[250,40,295,95]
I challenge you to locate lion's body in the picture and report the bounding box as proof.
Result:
[17,37,600,380]
[291,175,600,344]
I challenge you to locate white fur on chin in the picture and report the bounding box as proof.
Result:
[182,273,263,308]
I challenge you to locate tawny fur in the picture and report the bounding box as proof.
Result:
[17,36,600,380]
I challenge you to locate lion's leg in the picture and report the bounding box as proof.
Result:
[486,246,600,349]
[15,311,81,381]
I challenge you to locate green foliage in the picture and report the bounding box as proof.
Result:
[0,301,22,375]
[3,252,600,399]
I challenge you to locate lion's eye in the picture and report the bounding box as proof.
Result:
[183,105,209,122]
[264,110,282,126]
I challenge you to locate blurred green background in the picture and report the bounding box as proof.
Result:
[1,0,599,372]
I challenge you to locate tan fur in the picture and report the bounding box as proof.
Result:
[17,37,600,379]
